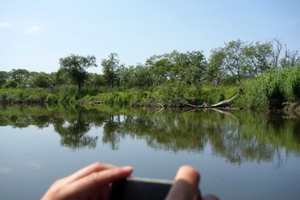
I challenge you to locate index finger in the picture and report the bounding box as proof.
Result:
[165,165,200,200]
[67,162,119,183]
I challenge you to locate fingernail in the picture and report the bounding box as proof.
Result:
[121,166,133,171]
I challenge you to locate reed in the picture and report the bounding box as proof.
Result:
[238,64,300,109]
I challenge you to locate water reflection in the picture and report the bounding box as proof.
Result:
[53,110,98,149]
[1,105,299,166]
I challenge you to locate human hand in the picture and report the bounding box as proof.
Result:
[41,162,133,200]
[165,165,219,200]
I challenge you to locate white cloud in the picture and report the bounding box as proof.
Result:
[26,26,41,34]
[28,160,42,169]
[0,22,11,28]
[0,166,12,174]
[287,19,300,25]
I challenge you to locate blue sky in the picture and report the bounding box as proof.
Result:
[1,0,299,74]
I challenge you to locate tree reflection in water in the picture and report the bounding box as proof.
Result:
[53,110,98,149]
[1,105,300,166]
[102,114,122,150]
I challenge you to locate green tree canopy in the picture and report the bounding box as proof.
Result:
[0,71,9,88]
[205,49,226,86]
[208,40,273,86]
[10,69,30,88]
[146,50,207,86]
[59,54,97,92]
[101,53,120,90]
[30,72,50,88]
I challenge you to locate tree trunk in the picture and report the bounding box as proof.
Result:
[210,94,240,108]
[180,94,240,109]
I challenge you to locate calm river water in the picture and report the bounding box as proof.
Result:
[0,105,300,200]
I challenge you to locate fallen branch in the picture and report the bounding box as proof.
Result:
[180,94,240,109]
[156,102,164,112]
[180,101,201,109]
[210,94,240,108]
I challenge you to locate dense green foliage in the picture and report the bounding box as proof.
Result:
[59,54,97,92]
[236,64,300,109]
[0,88,50,104]
[1,38,299,109]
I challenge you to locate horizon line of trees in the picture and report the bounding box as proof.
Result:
[1,38,299,92]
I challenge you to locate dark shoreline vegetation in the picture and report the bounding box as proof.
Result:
[1,39,300,112]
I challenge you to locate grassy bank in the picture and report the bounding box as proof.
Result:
[0,85,238,107]
[1,65,299,110]
[0,86,103,105]
[234,65,300,110]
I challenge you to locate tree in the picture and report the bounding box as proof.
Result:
[146,50,207,87]
[243,41,273,76]
[59,54,97,92]
[119,65,135,89]
[0,71,9,88]
[49,69,71,87]
[270,38,283,68]
[101,53,119,90]
[114,63,124,88]
[205,49,226,86]
[87,73,105,88]
[146,55,171,86]
[134,64,153,89]
[222,39,247,85]
[280,45,300,68]
[3,80,18,88]
[181,50,207,84]
[209,39,272,85]
[10,69,30,88]
[30,72,50,88]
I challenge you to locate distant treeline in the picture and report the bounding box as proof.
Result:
[1,38,300,109]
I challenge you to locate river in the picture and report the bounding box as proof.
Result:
[0,105,300,199]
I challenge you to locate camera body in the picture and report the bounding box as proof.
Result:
[109,177,173,200]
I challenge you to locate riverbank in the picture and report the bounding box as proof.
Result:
[1,66,300,112]
[0,86,299,113]
[0,85,238,107]
[1,87,300,116]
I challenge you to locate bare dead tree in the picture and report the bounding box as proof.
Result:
[271,38,283,68]
[281,44,300,68]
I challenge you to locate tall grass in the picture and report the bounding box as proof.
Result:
[0,85,82,104]
[239,65,300,109]
[0,88,50,104]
